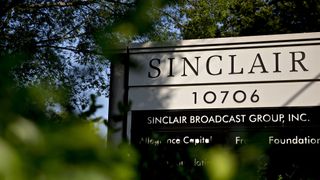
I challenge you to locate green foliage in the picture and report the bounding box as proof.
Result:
[181,0,231,38]
[0,119,139,180]
[163,0,320,39]
[0,0,169,111]
[204,143,269,180]
[0,52,139,179]
[0,1,170,179]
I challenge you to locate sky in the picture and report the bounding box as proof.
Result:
[94,96,109,138]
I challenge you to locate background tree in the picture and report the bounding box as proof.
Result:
[0,1,168,179]
[160,0,320,39]
[1,0,167,112]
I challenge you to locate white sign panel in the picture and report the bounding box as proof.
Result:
[128,32,320,110]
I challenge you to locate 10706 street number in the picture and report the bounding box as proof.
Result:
[192,90,259,104]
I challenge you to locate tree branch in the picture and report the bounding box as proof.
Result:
[17,0,134,10]
[36,32,88,44]
[19,0,98,9]
[160,9,186,29]
[36,45,101,56]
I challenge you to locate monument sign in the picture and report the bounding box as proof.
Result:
[110,32,320,178]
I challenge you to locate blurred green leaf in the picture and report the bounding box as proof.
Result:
[205,146,237,180]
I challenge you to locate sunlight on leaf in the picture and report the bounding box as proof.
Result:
[114,23,137,38]
[206,146,237,180]
[0,139,24,180]
[8,117,43,146]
